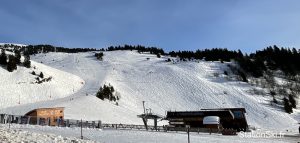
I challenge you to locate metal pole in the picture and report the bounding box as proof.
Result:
[187,127,190,143]
[8,116,11,129]
[142,101,146,114]
[81,119,83,139]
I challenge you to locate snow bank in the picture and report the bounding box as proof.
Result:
[0,124,96,143]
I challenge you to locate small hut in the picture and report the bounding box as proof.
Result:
[25,107,64,126]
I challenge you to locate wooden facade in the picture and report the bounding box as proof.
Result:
[165,108,248,131]
[25,107,64,126]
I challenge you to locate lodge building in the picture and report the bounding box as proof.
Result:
[25,107,64,126]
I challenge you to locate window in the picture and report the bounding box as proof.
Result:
[233,111,243,118]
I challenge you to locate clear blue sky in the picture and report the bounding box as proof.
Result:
[0,0,300,53]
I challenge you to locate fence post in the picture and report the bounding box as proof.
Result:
[187,126,190,143]
[92,121,95,128]
[66,119,69,127]
[154,118,158,131]
[80,119,83,139]
[11,115,14,123]
[0,114,3,123]
[56,118,59,126]
[3,114,8,124]
[98,120,102,128]
[8,115,11,129]
[27,116,31,124]
[37,117,40,125]
[17,116,21,124]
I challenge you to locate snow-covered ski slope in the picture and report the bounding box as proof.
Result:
[0,54,84,109]
[1,50,299,131]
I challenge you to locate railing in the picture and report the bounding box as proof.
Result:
[0,114,224,134]
[0,114,101,128]
[101,123,165,131]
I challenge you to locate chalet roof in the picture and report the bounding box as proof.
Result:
[25,107,65,116]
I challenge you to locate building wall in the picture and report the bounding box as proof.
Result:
[166,108,248,131]
[25,108,64,126]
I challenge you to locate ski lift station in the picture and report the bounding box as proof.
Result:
[165,108,248,131]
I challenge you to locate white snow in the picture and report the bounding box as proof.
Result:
[0,50,299,137]
[0,53,84,110]
[0,124,95,143]
[0,43,27,47]
[2,124,298,143]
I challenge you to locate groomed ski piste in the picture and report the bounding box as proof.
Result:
[0,45,299,142]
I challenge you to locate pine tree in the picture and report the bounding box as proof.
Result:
[238,71,248,82]
[0,49,7,65]
[14,50,21,64]
[39,72,44,78]
[95,52,104,60]
[283,97,293,113]
[23,54,31,68]
[96,84,118,102]
[7,55,17,72]
[288,94,297,108]
[156,53,161,58]
[96,87,104,100]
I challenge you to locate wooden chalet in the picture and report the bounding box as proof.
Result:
[25,107,64,126]
[165,108,248,131]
